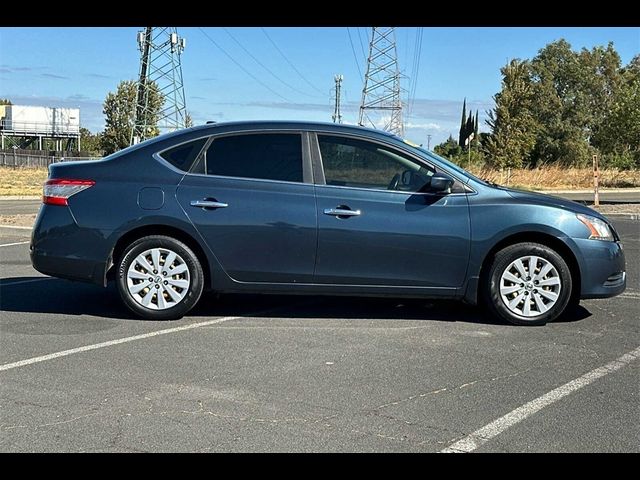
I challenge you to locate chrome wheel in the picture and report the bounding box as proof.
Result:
[499,255,561,318]
[126,247,190,310]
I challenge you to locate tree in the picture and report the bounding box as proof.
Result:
[100,80,164,155]
[0,99,11,105]
[485,59,539,168]
[458,98,467,147]
[434,134,462,159]
[593,54,640,168]
[474,110,479,144]
[79,127,103,156]
[185,111,194,128]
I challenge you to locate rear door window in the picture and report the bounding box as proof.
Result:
[203,133,303,183]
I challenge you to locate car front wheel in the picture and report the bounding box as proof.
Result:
[116,235,204,320]
[484,242,573,326]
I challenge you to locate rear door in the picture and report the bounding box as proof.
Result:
[175,131,317,284]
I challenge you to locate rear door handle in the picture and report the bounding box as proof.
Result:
[323,207,361,217]
[190,200,228,209]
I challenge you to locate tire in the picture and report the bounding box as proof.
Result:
[483,242,572,326]
[116,235,204,320]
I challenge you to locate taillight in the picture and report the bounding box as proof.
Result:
[43,179,95,206]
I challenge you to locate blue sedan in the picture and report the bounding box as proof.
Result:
[30,121,626,325]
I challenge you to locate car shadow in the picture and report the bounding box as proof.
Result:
[0,276,592,325]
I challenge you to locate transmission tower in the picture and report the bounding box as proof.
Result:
[332,74,343,123]
[131,27,188,145]
[358,27,404,136]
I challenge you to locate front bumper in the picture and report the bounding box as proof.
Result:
[574,238,626,299]
[30,204,112,286]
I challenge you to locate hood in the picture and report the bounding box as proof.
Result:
[500,186,606,219]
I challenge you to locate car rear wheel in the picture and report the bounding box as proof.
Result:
[484,242,572,326]
[117,235,204,320]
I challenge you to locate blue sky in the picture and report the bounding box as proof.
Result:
[1,27,638,146]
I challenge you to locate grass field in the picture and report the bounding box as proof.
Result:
[0,166,49,196]
[1,165,639,196]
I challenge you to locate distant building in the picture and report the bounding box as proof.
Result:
[0,105,80,151]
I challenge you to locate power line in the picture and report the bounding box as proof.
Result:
[259,27,325,97]
[356,28,368,63]
[197,27,293,103]
[222,27,315,98]
[346,27,363,82]
[408,27,423,116]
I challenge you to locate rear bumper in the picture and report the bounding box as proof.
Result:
[30,204,112,286]
[575,238,626,299]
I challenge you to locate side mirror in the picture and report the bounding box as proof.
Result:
[429,172,454,193]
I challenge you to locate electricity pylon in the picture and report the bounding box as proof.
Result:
[131,27,188,145]
[358,27,404,136]
[332,74,343,123]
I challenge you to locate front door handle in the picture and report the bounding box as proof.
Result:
[190,199,228,209]
[323,207,361,217]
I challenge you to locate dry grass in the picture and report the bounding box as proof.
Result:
[0,165,639,197]
[468,165,640,190]
[0,166,48,196]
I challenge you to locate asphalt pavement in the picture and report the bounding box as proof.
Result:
[0,207,638,452]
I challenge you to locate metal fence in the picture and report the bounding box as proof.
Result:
[0,152,101,168]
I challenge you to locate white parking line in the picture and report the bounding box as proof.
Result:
[0,315,244,373]
[0,241,30,248]
[441,345,640,453]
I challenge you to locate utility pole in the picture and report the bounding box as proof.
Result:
[332,74,344,123]
[131,27,188,145]
[358,27,404,137]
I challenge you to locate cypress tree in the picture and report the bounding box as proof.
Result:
[474,110,479,144]
[466,111,474,148]
[458,98,467,147]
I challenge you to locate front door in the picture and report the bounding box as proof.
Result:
[176,132,317,283]
[312,133,470,289]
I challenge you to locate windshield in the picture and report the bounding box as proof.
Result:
[397,139,490,186]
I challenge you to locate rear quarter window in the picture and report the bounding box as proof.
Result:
[158,138,208,172]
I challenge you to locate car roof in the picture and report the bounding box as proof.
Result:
[186,120,399,138]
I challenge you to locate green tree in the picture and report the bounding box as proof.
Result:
[101,80,164,155]
[185,111,194,128]
[485,59,539,168]
[435,134,462,159]
[529,40,622,166]
[79,127,103,156]
[458,98,467,147]
[593,54,640,168]
[0,99,11,105]
[474,110,479,144]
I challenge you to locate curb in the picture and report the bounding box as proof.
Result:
[601,213,640,220]
[0,196,41,200]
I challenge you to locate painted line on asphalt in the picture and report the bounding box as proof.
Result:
[0,302,313,373]
[0,241,30,248]
[0,225,32,230]
[0,316,244,372]
[441,345,640,453]
[0,278,51,286]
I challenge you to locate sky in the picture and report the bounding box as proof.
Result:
[1,26,638,147]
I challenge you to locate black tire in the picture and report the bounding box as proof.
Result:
[483,242,573,326]
[116,235,204,320]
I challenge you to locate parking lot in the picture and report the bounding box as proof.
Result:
[0,210,638,452]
